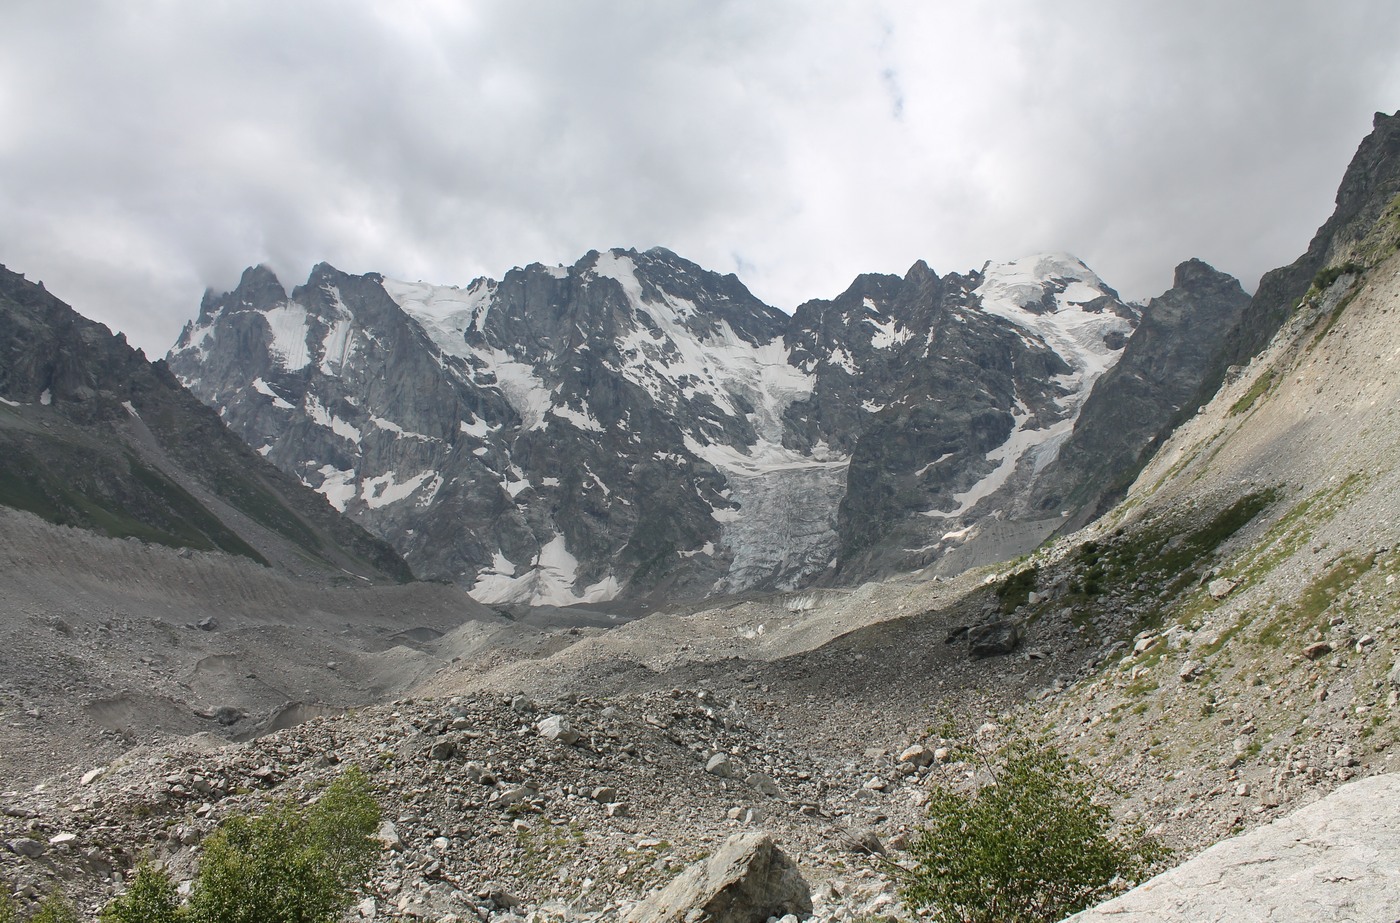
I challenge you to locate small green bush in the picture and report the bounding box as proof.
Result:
[100,861,181,923]
[189,765,380,923]
[100,766,381,923]
[28,894,80,923]
[0,888,15,923]
[903,738,1166,923]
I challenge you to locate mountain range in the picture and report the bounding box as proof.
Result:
[165,247,1247,607]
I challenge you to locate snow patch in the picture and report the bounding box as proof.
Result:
[921,399,1038,520]
[361,470,438,510]
[304,394,362,444]
[469,534,621,606]
[0,396,21,407]
[595,251,814,441]
[121,401,139,418]
[369,415,435,441]
[826,346,858,374]
[251,378,295,410]
[864,309,912,350]
[550,402,604,432]
[459,416,498,439]
[313,464,357,512]
[39,389,51,406]
[264,303,311,371]
[383,276,497,337]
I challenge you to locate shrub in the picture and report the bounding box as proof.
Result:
[187,766,380,923]
[0,888,14,923]
[902,737,1166,923]
[100,766,381,923]
[28,894,80,923]
[100,861,181,923]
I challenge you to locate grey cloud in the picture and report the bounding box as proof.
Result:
[1,0,1399,355]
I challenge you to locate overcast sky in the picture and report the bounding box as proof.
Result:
[3,1,1399,356]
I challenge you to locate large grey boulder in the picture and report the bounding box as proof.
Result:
[1064,772,1400,921]
[967,620,1021,658]
[624,831,812,923]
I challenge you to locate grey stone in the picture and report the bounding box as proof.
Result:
[1065,772,1400,921]
[1303,641,1333,660]
[705,754,736,778]
[623,831,812,923]
[6,838,45,858]
[373,821,401,850]
[536,715,579,745]
[1207,578,1237,600]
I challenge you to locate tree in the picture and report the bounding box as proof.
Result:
[902,737,1166,923]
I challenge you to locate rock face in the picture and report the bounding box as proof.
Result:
[1066,772,1400,922]
[623,831,812,923]
[168,248,1243,603]
[0,264,411,582]
[1030,259,1251,526]
[1207,110,1400,398]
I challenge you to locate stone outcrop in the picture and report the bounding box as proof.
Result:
[1066,772,1400,921]
[623,831,812,923]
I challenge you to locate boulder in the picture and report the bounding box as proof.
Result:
[1065,772,1400,921]
[536,715,580,745]
[705,753,737,779]
[968,620,1021,658]
[1303,641,1333,661]
[624,831,812,923]
[1207,578,1237,600]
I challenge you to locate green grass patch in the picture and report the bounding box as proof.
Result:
[1228,370,1276,417]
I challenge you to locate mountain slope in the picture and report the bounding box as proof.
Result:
[0,264,412,583]
[1207,109,1400,397]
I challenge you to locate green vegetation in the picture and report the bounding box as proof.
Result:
[1223,474,1369,595]
[1065,491,1276,634]
[1256,553,1375,649]
[0,890,15,923]
[100,862,181,923]
[903,737,1166,923]
[995,565,1040,614]
[0,434,266,565]
[1228,370,1276,417]
[1310,261,1363,293]
[27,895,78,923]
[100,767,381,923]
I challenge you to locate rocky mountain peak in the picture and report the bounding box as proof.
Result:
[1216,109,1400,376]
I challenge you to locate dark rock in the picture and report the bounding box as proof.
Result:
[968,620,1021,658]
[211,706,243,726]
